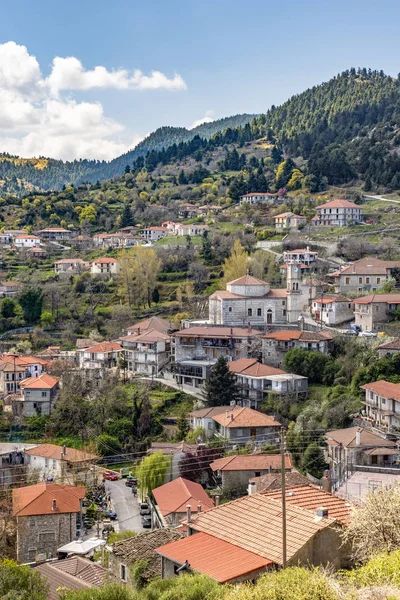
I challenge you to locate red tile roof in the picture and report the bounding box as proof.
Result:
[330,257,400,277]
[127,316,170,334]
[174,326,257,339]
[316,199,361,209]
[313,295,351,305]
[156,532,270,582]
[92,257,118,264]
[13,483,85,517]
[189,406,231,419]
[119,328,170,344]
[210,454,292,472]
[262,485,353,526]
[0,353,48,366]
[355,294,400,305]
[80,341,122,353]
[228,358,286,377]
[152,477,213,516]
[228,275,269,286]
[25,444,98,462]
[212,407,281,428]
[376,339,400,351]
[20,373,59,390]
[263,330,333,342]
[361,380,400,401]
[325,426,396,449]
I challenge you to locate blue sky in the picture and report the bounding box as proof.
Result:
[0,0,400,160]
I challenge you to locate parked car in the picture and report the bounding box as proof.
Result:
[125,479,137,488]
[103,471,119,481]
[139,503,151,516]
[105,509,117,520]
[141,515,151,528]
[359,331,377,337]
[344,329,358,336]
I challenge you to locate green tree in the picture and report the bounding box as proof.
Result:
[120,203,134,228]
[151,287,160,304]
[96,434,123,456]
[19,288,44,323]
[221,239,248,287]
[136,452,170,499]
[40,310,55,327]
[0,559,48,600]
[176,414,189,440]
[79,204,97,224]
[204,355,241,407]
[0,298,18,319]
[302,442,326,479]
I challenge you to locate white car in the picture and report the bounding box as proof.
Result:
[359,331,377,337]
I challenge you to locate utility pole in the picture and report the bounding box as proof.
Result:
[281,427,287,568]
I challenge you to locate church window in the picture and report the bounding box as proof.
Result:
[257,308,262,316]
[247,308,252,317]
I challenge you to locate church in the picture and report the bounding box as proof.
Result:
[209,267,305,328]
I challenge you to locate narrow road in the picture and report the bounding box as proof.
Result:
[363,194,400,204]
[107,480,145,533]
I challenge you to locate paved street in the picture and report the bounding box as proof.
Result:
[106,480,145,533]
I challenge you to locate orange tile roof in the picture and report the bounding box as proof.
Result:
[25,444,98,462]
[228,275,269,286]
[174,326,257,339]
[119,329,170,344]
[228,358,286,377]
[355,294,400,305]
[266,288,287,298]
[185,494,336,565]
[325,426,396,449]
[262,485,353,526]
[274,212,294,218]
[0,354,48,367]
[80,341,122,353]
[15,235,40,239]
[330,257,399,277]
[361,380,400,401]
[285,248,318,254]
[156,532,271,582]
[20,373,59,389]
[313,295,351,305]
[263,330,333,342]
[13,483,86,517]
[189,406,231,418]
[92,257,118,264]
[127,316,170,334]
[152,477,214,516]
[210,454,292,472]
[316,199,361,209]
[212,407,281,428]
[376,339,400,351]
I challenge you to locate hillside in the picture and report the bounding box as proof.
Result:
[0,113,256,194]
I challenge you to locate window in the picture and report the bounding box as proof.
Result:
[254,471,261,477]
[207,422,213,429]
[29,518,36,526]
[366,277,370,284]
[377,278,381,284]
[38,532,56,543]
[247,308,252,317]
[52,460,57,469]
[257,308,262,317]
[228,307,232,312]
[120,564,127,582]
[283,309,286,317]
[359,277,362,284]
[345,277,350,285]
[282,300,285,305]
[41,391,47,398]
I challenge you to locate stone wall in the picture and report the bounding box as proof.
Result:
[16,512,77,563]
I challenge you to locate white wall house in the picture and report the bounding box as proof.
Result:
[313,199,363,227]
[76,342,122,369]
[283,248,318,265]
[139,227,168,242]
[90,258,120,277]
[24,444,98,484]
[274,213,307,230]
[312,295,354,326]
[14,235,40,248]
[54,258,89,275]
[189,407,230,438]
[120,329,171,375]
[240,193,285,205]
[361,380,400,432]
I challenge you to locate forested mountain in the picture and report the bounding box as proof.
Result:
[0,114,256,194]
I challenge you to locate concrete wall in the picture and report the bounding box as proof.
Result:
[16,512,78,563]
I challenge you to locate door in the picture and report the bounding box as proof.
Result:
[250,428,257,438]
[266,310,272,324]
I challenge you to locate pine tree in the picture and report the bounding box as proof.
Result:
[120,203,134,228]
[124,164,131,174]
[152,287,160,304]
[178,169,187,185]
[271,146,283,165]
[204,355,240,407]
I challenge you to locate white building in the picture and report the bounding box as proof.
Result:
[0,230,28,245]
[37,228,74,241]
[189,406,231,439]
[239,192,285,205]
[139,227,168,242]
[312,295,354,326]
[24,444,98,484]
[274,212,307,230]
[76,341,122,369]
[120,329,171,375]
[175,224,209,237]
[14,235,40,249]
[361,380,400,432]
[90,258,120,277]
[313,199,363,227]
[54,258,89,275]
[283,248,318,265]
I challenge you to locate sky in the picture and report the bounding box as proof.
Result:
[1,0,400,161]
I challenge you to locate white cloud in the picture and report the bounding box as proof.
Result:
[190,110,214,129]
[0,42,187,161]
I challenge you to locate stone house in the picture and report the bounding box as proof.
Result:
[210,454,292,494]
[14,235,40,249]
[211,406,281,445]
[155,486,352,583]
[312,295,354,326]
[375,338,400,359]
[76,341,122,370]
[274,212,307,230]
[152,477,214,528]
[228,358,308,409]
[54,258,90,276]
[110,529,184,587]
[313,199,363,227]
[262,330,333,367]
[330,257,400,294]
[24,444,98,485]
[209,275,288,327]
[0,280,23,298]
[37,228,74,241]
[90,257,120,277]
[325,426,397,486]
[360,380,400,433]
[120,329,171,375]
[354,293,400,332]
[13,373,59,418]
[189,406,231,439]
[13,482,85,563]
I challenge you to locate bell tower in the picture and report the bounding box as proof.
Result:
[286,263,304,323]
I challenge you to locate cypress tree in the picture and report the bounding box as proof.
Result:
[120,203,134,228]
[204,356,240,407]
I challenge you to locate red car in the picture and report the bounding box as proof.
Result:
[103,471,119,481]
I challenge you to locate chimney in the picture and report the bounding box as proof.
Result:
[197,502,202,513]
[268,465,272,474]
[321,469,332,494]
[225,410,229,420]
[52,499,58,511]
[186,504,192,523]
[63,445,67,456]
[248,322,252,334]
[356,428,361,446]
[138,327,140,335]
[316,507,329,519]
[230,327,233,336]
[248,481,256,495]
[230,413,234,421]
[215,495,220,506]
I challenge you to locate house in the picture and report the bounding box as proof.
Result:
[12,373,59,418]
[248,470,310,494]
[175,224,209,237]
[0,229,28,244]
[110,529,184,587]
[37,227,74,241]
[76,341,122,370]
[211,406,281,445]
[330,257,400,294]
[54,258,90,276]
[152,477,214,528]
[355,294,400,331]
[189,407,231,439]
[312,295,354,326]
[93,233,115,247]
[274,212,307,230]
[239,192,285,205]
[325,426,397,486]
[209,275,288,327]
[313,199,363,227]
[0,353,48,378]
[210,454,292,494]
[34,556,108,599]
[228,358,308,408]
[24,444,98,485]
[0,280,22,297]
[126,316,171,336]
[0,442,37,488]
[28,247,47,259]
[70,235,93,250]
[139,226,168,242]
[0,352,47,394]
[178,203,199,218]
[282,247,318,265]
[120,329,171,375]
[155,487,351,583]
[14,235,40,249]
[13,482,85,564]
[262,330,333,367]
[90,257,120,277]
[361,380,400,432]
[376,338,400,359]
